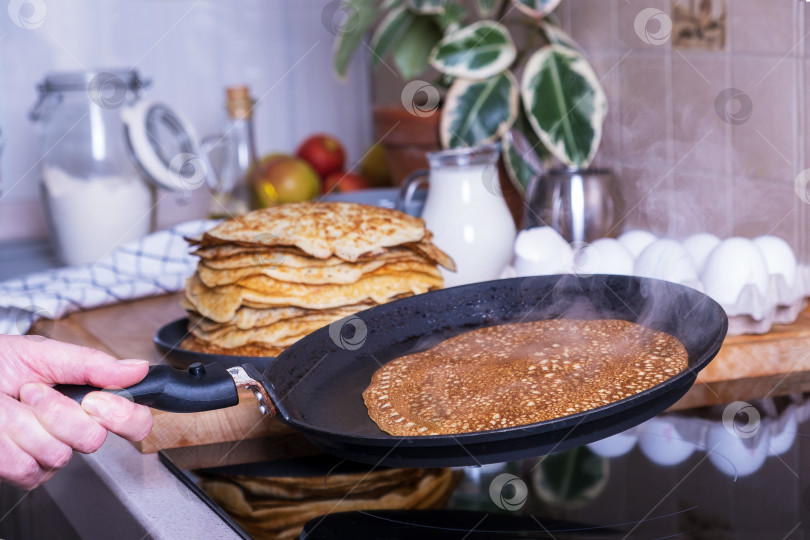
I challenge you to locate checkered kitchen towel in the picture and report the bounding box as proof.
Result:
[0,219,217,335]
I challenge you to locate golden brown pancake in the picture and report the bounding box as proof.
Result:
[180,335,283,357]
[364,319,688,436]
[187,303,374,332]
[199,202,431,262]
[184,267,442,323]
[196,258,429,287]
[189,309,359,348]
[197,246,425,269]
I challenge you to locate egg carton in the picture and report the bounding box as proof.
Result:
[721,265,810,335]
[501,264,809,335]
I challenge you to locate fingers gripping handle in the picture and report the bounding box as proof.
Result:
[55,363,239,413]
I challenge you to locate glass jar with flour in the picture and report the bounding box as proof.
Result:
[29,69,211,266]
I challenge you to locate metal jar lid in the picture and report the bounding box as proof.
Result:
[28,68,213,192]
[29,68,150,121]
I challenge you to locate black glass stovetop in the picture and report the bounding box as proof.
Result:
[160,394,810,539]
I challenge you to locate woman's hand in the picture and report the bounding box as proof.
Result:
[0,336,153,490]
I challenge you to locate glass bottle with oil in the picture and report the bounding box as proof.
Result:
[206,86,258,218]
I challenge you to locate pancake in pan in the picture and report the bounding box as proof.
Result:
[363,319,688,436]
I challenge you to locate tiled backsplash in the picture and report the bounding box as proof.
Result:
[560,0,808,261]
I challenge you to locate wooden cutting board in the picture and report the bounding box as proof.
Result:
[28,292,810,451]
[671,307,810,410]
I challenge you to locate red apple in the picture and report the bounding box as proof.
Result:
[296,134,346,178]
[323,171,370,194]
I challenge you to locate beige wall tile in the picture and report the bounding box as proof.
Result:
[730,0,797,55]
[802,60,810,177]
[732,176,800,245]
[619,53,673,167]
[617,0,672,52]
[589,53,623,161]
[613,164,675,235]
[730,56,797,183]
[671,51,730,174]
[669,171,733,238]
[569,0,617,52]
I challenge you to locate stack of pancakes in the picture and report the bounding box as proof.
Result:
[182,202,454,356]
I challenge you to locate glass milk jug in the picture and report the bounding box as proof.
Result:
[398,144,516,286]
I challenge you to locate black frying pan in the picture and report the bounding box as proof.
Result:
[58,275,727,467]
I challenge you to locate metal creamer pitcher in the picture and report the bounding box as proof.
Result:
[523,168,623,244]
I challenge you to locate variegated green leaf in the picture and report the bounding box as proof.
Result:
[440,71,519,148]
[393,16,443,79]
[380,0,401,8]
[521,45,607,168]
[430,21,516,79]
[333,0,379,80]
[503,136,535,195]
[407,0,444,14]
[512,0,562,19]
[434,2,466,34]
[502,110,547,194]
[370,7,415,67]
[540,21,581,52]
[475,0,501,17]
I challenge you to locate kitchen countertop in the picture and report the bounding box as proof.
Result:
[41,434,240,540]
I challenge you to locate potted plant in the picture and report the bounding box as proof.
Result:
[331,0,608,195]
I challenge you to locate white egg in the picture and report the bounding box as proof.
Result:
[700,237,769,306]
[682,233,721,271]
[634,239,699,284]
[514,227,573,276]
[573,238,634,276]
[705,420,768,478]
[753,235,797,287]
[618,229,657,258]
[637,417,696,466]
[588,430,638,458]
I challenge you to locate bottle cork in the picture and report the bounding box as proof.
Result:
[226,85,253,119]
